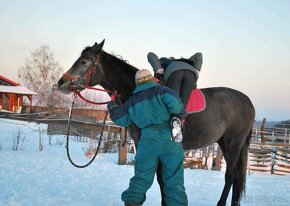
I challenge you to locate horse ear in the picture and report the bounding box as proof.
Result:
[99,39,105,48]
[91,39,105,54]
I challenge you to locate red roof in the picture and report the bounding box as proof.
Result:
[0,75,19,86]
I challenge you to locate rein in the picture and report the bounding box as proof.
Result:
[66,94,109,168]
[63,53,121,168]
[76,86,114,105]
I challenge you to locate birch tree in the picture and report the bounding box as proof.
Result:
[18,45,68,107]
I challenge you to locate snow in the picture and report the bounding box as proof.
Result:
[0,118,289,206]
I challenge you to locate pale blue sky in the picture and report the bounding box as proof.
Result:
[0,0,290,120]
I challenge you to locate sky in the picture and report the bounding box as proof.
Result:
[0,0,290,121]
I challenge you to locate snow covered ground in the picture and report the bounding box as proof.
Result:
[0,118,289,206]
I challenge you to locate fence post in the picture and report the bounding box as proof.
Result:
[289,129,290,144]
[118,128,127,165]
[215,146,223,171]
[39,128,44,152]
[285,128,288,144]
[261,118,266,144]
[270,148,275,174]
[254,128,258,143]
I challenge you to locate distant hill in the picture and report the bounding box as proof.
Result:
[254,120,279,129]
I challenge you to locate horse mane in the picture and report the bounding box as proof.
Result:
[103,51,138,101]
[103,50,138,74]
[81,46,138,101]
[81,46,138,73]
[81,46,92,56]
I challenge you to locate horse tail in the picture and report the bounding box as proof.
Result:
[235,128,251,199]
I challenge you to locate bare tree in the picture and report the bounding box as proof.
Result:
[12,129,25,151]
[18,45,69,108]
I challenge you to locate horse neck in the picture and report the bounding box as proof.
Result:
[98,51,138,102]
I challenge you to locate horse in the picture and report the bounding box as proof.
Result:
[57,40,255,206]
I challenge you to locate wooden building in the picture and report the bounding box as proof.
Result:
[0,75,37,113]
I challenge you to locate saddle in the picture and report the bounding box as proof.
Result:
[186,89,206,113]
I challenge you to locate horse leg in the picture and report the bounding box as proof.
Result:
[217,138,243,206]
[217,167,237,206]
[231,178,241,206]
[156,162,167,206]
[231,130,251,206]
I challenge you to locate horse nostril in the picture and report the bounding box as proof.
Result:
[58,78,64,87]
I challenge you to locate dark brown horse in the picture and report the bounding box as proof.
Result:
[57,40,255,206]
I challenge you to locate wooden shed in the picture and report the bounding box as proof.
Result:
[0,75,37,113]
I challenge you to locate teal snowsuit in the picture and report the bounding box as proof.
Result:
[107,81,188,206]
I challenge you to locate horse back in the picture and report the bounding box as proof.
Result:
[182,87,255,150]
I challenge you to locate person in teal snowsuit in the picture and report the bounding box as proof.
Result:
[107,69,188,206]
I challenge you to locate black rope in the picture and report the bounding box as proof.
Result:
[66,94,108,168]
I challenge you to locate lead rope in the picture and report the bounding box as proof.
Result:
[66,94,109,168]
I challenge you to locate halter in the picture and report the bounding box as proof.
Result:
[63,53,122,168]
[63,54,119,105]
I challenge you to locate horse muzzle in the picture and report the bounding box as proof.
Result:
[57,77,74,94]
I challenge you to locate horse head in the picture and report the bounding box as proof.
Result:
[57,40,106,94]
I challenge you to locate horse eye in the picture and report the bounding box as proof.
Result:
[81,60,87,65]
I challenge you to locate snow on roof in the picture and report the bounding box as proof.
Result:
[0,75,19,86]
[0,85,37,95]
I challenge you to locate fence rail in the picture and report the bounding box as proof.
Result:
[1,110,290,174]
[251,128,290,145]
[183,125,290,175]
[248,146,290,175]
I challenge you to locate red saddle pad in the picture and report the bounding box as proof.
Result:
[186,89,206,113]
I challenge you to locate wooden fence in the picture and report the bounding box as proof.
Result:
[248,146,290,175]
[183,125,290,175]
[274,148,290,175]
[46,119,132,165]
[43,114,290,174]
[2,109,290,173]
[251,127,290,145]
[246,124,290,175]
[184,144,224,171]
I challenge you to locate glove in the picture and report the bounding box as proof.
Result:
[111,91,118,102]
[107,101,119,111]
[110,90,122,105]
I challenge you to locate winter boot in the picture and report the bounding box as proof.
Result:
[124,202,141,206]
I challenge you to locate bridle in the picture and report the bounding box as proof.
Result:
[62,52,123,168]
[62,53,119,105]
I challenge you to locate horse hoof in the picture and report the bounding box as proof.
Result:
[231,201,240,206]
[217,201,226,206]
